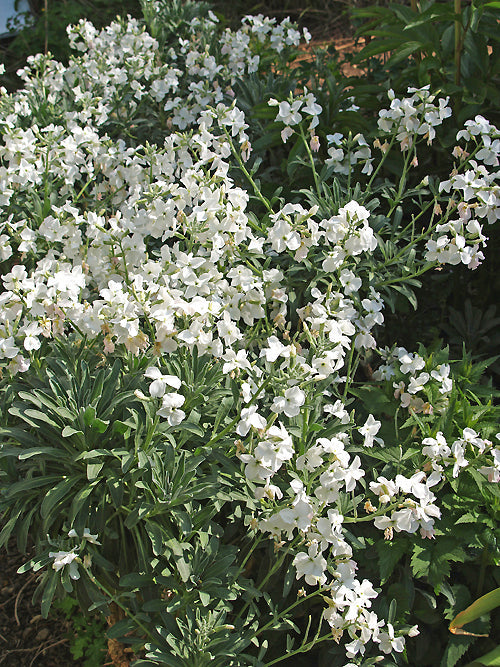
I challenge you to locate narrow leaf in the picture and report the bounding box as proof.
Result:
[450,588,500,635]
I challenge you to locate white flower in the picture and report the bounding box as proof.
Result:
[359,415,383,448]
[276,100,302,126]
[323,400,350,423]
[236,406,267,436]
[157,393,186,425]
[377,623,405,654]
[145,367,182,397]
[254,481,283,501]
[344,455,365,491]
[49,550,80,580]
[293,541,327,586]
[281,126,294,143]
[22,322,43,351]
[271,386,305,418]
[260,335,291,363]
[369,477,397,504]
[68,528,101,544]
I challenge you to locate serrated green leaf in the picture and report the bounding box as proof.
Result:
[377,539,408,584]
[440,636,475,667]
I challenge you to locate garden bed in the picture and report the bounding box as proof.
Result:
[0,1,499,666]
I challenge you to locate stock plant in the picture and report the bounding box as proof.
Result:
[0,1,499,665]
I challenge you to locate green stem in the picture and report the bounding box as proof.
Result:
[366,133,397,191]
[74,175,97,202]
[299,125,321,196]
[342,342,357,401]
[207,376,271,447]
[255,589,323,638]
[375,263,434,288]
[454,0,462,86]
[264,633,333,666]
[222,127,273,221]
[143,414,160,452]
[232,534,263,582]
[235,538,298,622]
[387,144,417,218]
[300,406,310,457]
[84,569,155,642]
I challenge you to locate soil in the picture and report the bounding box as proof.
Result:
[0,541,84,666]
[295,35,370,78]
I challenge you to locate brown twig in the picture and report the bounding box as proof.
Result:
[0,646,38,666]
[29,638,69,667]
[13,573,36,626]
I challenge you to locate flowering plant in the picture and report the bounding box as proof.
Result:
[0,2,499,665]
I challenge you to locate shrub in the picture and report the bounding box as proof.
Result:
[0,2,499,665]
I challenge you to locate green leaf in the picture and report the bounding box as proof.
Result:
[177,421,204,437]
[440,636,475,667]
[5,476,60,498]
[145,522,163,556]
[41,572,59,618]
[106,618,137,639]
[466,645,500,666]
[84,406,97,426]
[199,590,210,607]
[62,426,84,438]
[450,588,500,635]
[411,543,431,579]
[211,395,234,436]
[87,462,105,480]
[176,556,191,582]
[41,477,78,521]
[17,447,65,460]
[92,418,109,433]
[23,409,60,429]
[377,539,408,584]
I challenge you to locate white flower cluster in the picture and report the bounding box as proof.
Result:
[49,527,100,581]
[372,471,441,540]
[0,94,388,373]
[237,410,411,653]
[2,11,499,663]
[378,86,452,151]
[374,347,452,415]
[422,428,500,481]
[426,115,500,269]
[325,132,373,175]
[269,89,323,144]
[319,201,378,273]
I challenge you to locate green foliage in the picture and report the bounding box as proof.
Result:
[1,0,142,90]
[351,0,500,126]
[54,595,108,666]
